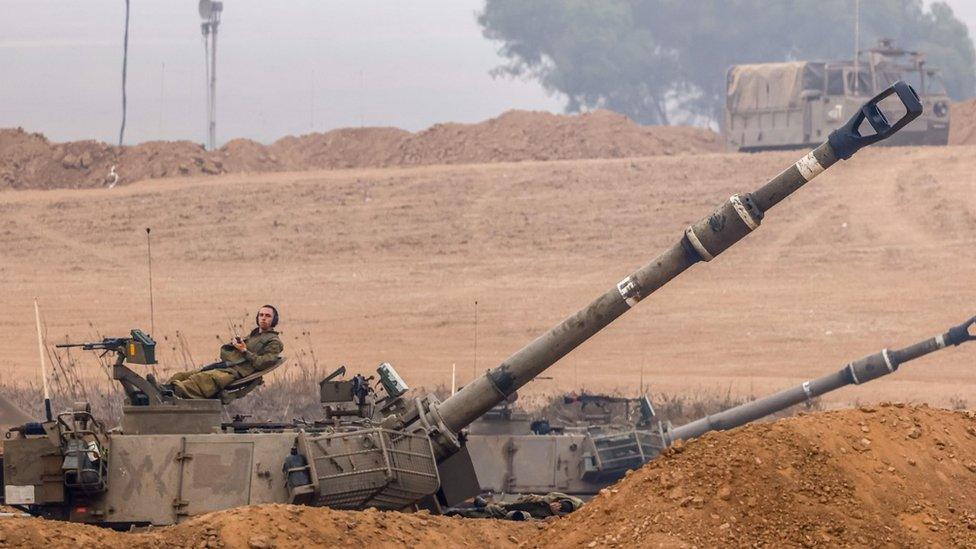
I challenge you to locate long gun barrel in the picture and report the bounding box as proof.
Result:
[435,83,923,435]
[665,316,976,444]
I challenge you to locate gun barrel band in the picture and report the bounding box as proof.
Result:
[616,276,641,308]
[730,194,760,230]
[794,151,826,181]
[882,348,895,373]
[684,226,714,262]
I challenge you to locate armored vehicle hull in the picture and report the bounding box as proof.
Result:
[726,40,950,152]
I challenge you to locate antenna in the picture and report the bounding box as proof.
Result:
[451,363,456,395]
[159,61,165,136]
[853,0,860,94]
[359,70,365,127]
[472,300,478,382]
[118,0,131,146]
[33,299,52,421]
[639,359,645,394]
[146,227,156,335]
[199,0,223,150]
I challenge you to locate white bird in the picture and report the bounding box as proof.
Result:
[107,165,119,189]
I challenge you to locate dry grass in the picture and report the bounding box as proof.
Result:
[0,322,839,429]
[0,334,823,429]
[1,325,333,424]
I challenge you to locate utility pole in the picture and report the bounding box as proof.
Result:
[159,62,165,136]
[199,1,223,150]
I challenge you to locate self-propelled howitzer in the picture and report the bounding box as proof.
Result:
[397,82,923,459]
[466,317,975,496]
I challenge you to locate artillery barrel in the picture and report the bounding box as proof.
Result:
[666,316,976,444]
[435,83,923,435]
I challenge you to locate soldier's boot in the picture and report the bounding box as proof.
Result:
[169,380,193,399]
[505,510,531,521]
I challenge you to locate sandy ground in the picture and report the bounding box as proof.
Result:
[0,504,532,548]
[0,144,973,409]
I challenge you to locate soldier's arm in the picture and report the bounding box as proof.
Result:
[245,338,283,370]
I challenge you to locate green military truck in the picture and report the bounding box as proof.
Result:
[725,39,950,152]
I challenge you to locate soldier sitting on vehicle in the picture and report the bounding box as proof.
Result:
[445,492,584,521]
[164,305,284,399]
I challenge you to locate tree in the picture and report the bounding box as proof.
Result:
[478,0,976,125]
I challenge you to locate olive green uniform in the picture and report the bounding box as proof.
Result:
[169,330,283,399]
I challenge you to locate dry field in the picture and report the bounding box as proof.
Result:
[0,144,973,412]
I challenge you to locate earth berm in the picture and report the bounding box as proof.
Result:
[3,406,976,547]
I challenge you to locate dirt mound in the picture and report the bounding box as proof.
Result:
[0,128,215,190]
[0,111,721,190]
[948,98,976,145]
[6,407,973,548]
[533,405,976,548]
[0,504,532,548]
[391,110,721,165]
[267,127,411,170]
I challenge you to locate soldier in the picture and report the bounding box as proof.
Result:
[446,492,584,521]
[166,305,284,399]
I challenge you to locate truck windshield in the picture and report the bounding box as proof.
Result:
[846,71,873,94]
[877,71,905,88]
[925,74,947,95]
[879,70,945,96]
[827,69,845,94]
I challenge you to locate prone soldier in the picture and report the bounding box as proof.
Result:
[446,492,584,521]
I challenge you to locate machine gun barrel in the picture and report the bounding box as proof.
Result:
[666,316,975,444]
[55,338,128,351]
[435,83,923,435]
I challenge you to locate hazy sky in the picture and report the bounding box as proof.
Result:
[1,1,973,146]
[0,0,564,145]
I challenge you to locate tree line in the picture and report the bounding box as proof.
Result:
[478,0,976,125]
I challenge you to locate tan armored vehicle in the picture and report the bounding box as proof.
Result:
[467,307,974,499]
[5,83,965,527]
[726,39,950,151]
[466,392,659,496]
